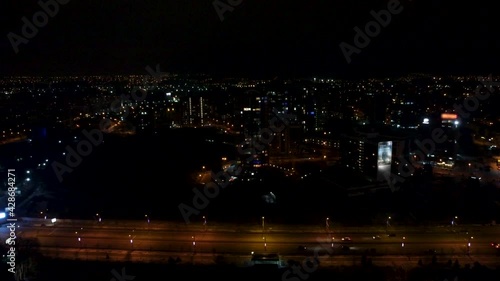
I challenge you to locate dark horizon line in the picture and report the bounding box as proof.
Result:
[0,69,498,81]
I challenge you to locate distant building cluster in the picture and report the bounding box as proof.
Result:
[1,73,500,193]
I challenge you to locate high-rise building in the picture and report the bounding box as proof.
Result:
[340,128,409,183]
[389,95,421,130]
[181,94,210,127]
[341,131,381,182]
[437,112,460,163]
[234,90,269,167]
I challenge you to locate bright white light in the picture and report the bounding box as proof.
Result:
[26,178,31,182]
[423,118,430,124]
[51,218,57,223]
[0,212,6,219]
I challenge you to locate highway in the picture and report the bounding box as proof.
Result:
[432,156,500,187]
[2,218,499,267]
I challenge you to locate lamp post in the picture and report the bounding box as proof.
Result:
[192,235,196,254]
[262,216,265,233]
[128,229,136,250]
[467,236,473,255]
[326,217,330,233]
[145,214,150,230]
[128,234,135,249]
[202,216,207,231]
[75,228,84,248]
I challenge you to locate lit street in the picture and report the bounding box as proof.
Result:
[3,218,499,267]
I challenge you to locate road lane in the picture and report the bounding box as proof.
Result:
[3,218,499,267]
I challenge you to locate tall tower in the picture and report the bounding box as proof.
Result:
[200,97,204,126]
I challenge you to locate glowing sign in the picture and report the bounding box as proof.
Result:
[441,113,458,120]
[378,141,392,166]
[377,141,392,181]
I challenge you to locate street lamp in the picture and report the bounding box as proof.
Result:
[75,227,84,247]
[202,216,207,231]
[128,233,135,249]
[262,216,265,232]
[467,236,473,255]
[326,217,330,232]
[263,236,267,252]
[192,235,196,254]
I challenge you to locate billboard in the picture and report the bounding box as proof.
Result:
[441,113,458,120]
[377,141,392,181]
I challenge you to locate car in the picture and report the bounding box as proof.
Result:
[341,237,352,242]
[425,249,437,254]
[372,235,381,240]
[297,245,307,251]
[340,245,350,251]
[491,242,499,249]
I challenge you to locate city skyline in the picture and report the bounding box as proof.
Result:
[2,1,500,280]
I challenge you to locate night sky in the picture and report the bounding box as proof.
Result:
[1,0,500,78]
